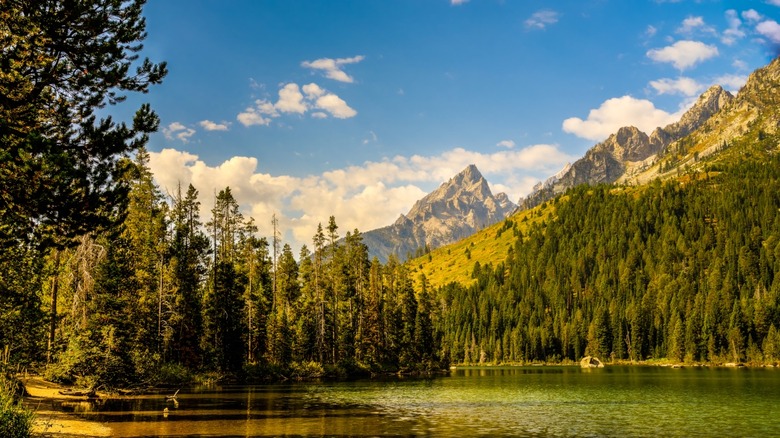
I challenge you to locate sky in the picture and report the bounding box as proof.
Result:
[123,0,780,252]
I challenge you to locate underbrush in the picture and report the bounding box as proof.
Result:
[0,346,33,438]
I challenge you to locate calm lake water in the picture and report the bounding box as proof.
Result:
[30,365,780,437]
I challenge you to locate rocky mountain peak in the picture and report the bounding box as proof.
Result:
[601,126,652,162]
[664,85,734,140]
[519,80,735,210]
[361,165,516,262]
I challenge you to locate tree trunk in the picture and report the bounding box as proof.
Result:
[47,249,61,364]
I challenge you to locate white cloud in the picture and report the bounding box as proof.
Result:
[722,10,746,45]
[199,120,230,131]
[451,0,469,4]
[237,105,273,127]
[301,56,365,83]
[525,10,559,30]
[302,83,325,99]
[742,10,763,23]
[649,77,705,96]
[237,82,356,125]
[497,140,516,149]
[769,0,780,6]
[148,145,572,252]
[646,40,719,70]
[677,16,715,35]
[314,93,357,119]
[275,83,308,114]
[162,122,196,142]
[562,96,682,141]
[757,19,780,44]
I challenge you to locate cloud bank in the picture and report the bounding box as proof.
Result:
[148,145,573,251]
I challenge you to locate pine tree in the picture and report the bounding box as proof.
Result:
[167,183,209,367]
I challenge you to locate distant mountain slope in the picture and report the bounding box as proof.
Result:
[626,56,780,184]
[362,165,516,263]
[519,85,734,209]
[413,56,780,290]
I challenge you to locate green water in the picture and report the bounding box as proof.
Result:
[31,366,780,437]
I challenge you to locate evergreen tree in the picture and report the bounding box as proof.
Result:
[167,183,209,367]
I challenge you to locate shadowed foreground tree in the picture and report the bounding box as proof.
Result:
[0,0,166,367]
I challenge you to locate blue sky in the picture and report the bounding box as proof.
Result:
[131,0,780,250]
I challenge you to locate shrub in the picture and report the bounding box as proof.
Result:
[0,375,33,438]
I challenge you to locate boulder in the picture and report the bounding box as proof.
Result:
[580,356,604,368]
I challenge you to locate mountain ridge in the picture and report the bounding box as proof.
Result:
[519,84,735,209]
[361,164,516,263]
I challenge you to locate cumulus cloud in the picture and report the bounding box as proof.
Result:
[163,122,196,142]
[562,96,682,141]
[148,145,572,251]
[742,9,763,23]
[647,40,719,70]
[237,82,356,126]
[525,10,559,30]
[313,93,357,119]
[757,19,780,44]
[301,56,365,83]
[275,83,308,114]
[649,77,705,96]
[237,104,273,127]
[677,16,715,35]
[497,140,515,149]
[199,120,230,131]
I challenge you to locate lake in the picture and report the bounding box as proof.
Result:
[29,365,780,437]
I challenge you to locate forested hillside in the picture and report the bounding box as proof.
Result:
[436,129,780,365]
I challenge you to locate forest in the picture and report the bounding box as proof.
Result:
[4,148,444,387]
[438,133,780,366]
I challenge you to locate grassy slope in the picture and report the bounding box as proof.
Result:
[407,203,556,289]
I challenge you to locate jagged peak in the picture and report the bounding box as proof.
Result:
[453,164,484,185]
[615,126,647,142]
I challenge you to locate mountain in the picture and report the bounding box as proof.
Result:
[414,56,780,290]
[519,84,734,209]
[624,56,780,184]
[361,164,516,263]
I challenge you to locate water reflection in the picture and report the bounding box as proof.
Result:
[29,366,780,437]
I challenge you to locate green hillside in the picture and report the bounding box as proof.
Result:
[408,202,554,289]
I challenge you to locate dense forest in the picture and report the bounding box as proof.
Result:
[21,150,443,387]
[439,132,780,366]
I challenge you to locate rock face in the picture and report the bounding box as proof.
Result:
[519,85,734,209]
[362,165,516,263]
[626,56,780,184]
